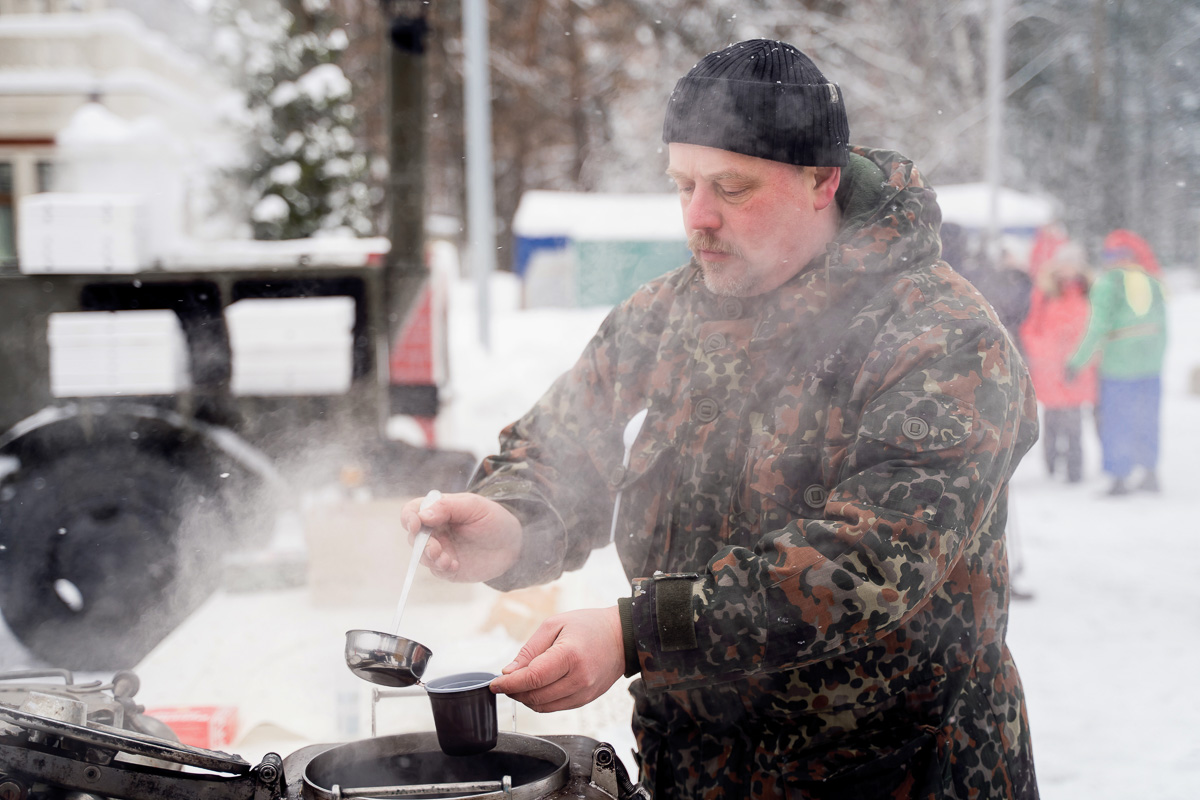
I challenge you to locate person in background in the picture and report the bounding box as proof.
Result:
[1066,229,1168,495]
[1026,223,1069,284]
[1019,240,1097,482]
[940,223,1033,351]
[404,39,1039,798]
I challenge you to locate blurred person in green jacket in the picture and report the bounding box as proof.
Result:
[1066,229,1168,495]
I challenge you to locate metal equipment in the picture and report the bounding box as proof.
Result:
[0,670,648,800]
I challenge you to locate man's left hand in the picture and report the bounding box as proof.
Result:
[490,607,625,712]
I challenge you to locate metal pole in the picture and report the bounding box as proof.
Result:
[378,3,431,430]
[385,4,429,344]
[463,0,495,349]
[985,0,1007,266]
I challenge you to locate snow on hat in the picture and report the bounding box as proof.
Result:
[662,39,850,167]
[1102,229,1161,276]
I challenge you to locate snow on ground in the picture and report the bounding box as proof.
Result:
[3,267,1198,796]
[1003,271,1200,798]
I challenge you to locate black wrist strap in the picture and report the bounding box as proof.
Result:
[617,596,640,677]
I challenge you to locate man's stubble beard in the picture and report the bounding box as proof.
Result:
[690,231,756,297]
[698,260,757,297]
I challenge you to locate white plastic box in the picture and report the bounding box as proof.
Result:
[48,310,192,397]
[225,296,355,396]
[19,193,149,274]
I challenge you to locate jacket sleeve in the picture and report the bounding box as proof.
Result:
[469,309,625,591]
[1066,271,1119,371]
[1017,287,1048,346]
[627,316,1037,691]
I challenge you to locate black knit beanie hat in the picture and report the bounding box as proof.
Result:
[662,39,849,167]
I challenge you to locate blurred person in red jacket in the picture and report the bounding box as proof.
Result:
[1019,240,1097,482]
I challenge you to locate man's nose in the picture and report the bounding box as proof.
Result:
[684,188,720,232]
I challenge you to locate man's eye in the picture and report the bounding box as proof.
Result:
[719,185,749,197]
[676,184,695,196]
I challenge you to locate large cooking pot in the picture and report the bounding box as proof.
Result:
[286,731,646,800]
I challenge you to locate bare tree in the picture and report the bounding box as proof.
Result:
[332,0,1199,269]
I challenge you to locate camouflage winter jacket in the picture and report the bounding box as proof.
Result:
[471,147,1040,799]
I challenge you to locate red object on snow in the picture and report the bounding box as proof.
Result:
[145,705,239,750]
[387,248,450,448]
[390,284,438,385]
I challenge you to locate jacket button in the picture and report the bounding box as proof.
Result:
[694,397,719,423]
[803,485,828,508]
[720,298,743,319]
[703,332,727,352]
[609,465,626,486]
[902,417,930,440]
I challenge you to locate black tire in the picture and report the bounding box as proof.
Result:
[0,446,230,670]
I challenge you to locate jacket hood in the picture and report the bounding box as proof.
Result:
[818,146,943,312]
[1102,228,1162,276]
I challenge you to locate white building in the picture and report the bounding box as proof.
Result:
[0,0,239,267]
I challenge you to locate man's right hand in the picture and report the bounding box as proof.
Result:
[400,492,523,583]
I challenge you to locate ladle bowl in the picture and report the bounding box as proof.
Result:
[344,489,442,688]
[345,629,432,688]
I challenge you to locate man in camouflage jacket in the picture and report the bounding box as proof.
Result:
[404,40,1039,799]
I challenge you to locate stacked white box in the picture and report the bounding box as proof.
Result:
[226,297,355,396]
[48,311,192,397]
[19,193,149,274]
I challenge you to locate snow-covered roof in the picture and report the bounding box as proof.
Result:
[515,184,1059,243]
[513,191,685,242]
[934,182,1059,232]
[165,236,391,270]
[0,10,218,93]
[0,9,237,134]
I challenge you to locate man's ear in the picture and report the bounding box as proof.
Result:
[811,166,840,211]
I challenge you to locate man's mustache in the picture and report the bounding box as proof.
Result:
[688,231,741,258]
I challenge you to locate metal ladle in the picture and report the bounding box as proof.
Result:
[345,490,441,688]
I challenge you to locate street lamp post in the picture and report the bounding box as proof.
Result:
[985,0,1007,266]
[463,0,495,350]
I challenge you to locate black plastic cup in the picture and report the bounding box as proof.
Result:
[425,672,499,757]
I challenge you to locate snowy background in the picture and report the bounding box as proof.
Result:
[3,266,1199,796]
[4,2,1198,794]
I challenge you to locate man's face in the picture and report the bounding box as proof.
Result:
[666,143,840,297]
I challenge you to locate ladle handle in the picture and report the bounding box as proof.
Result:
[389,490,442,635]
[389,528,429,633]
